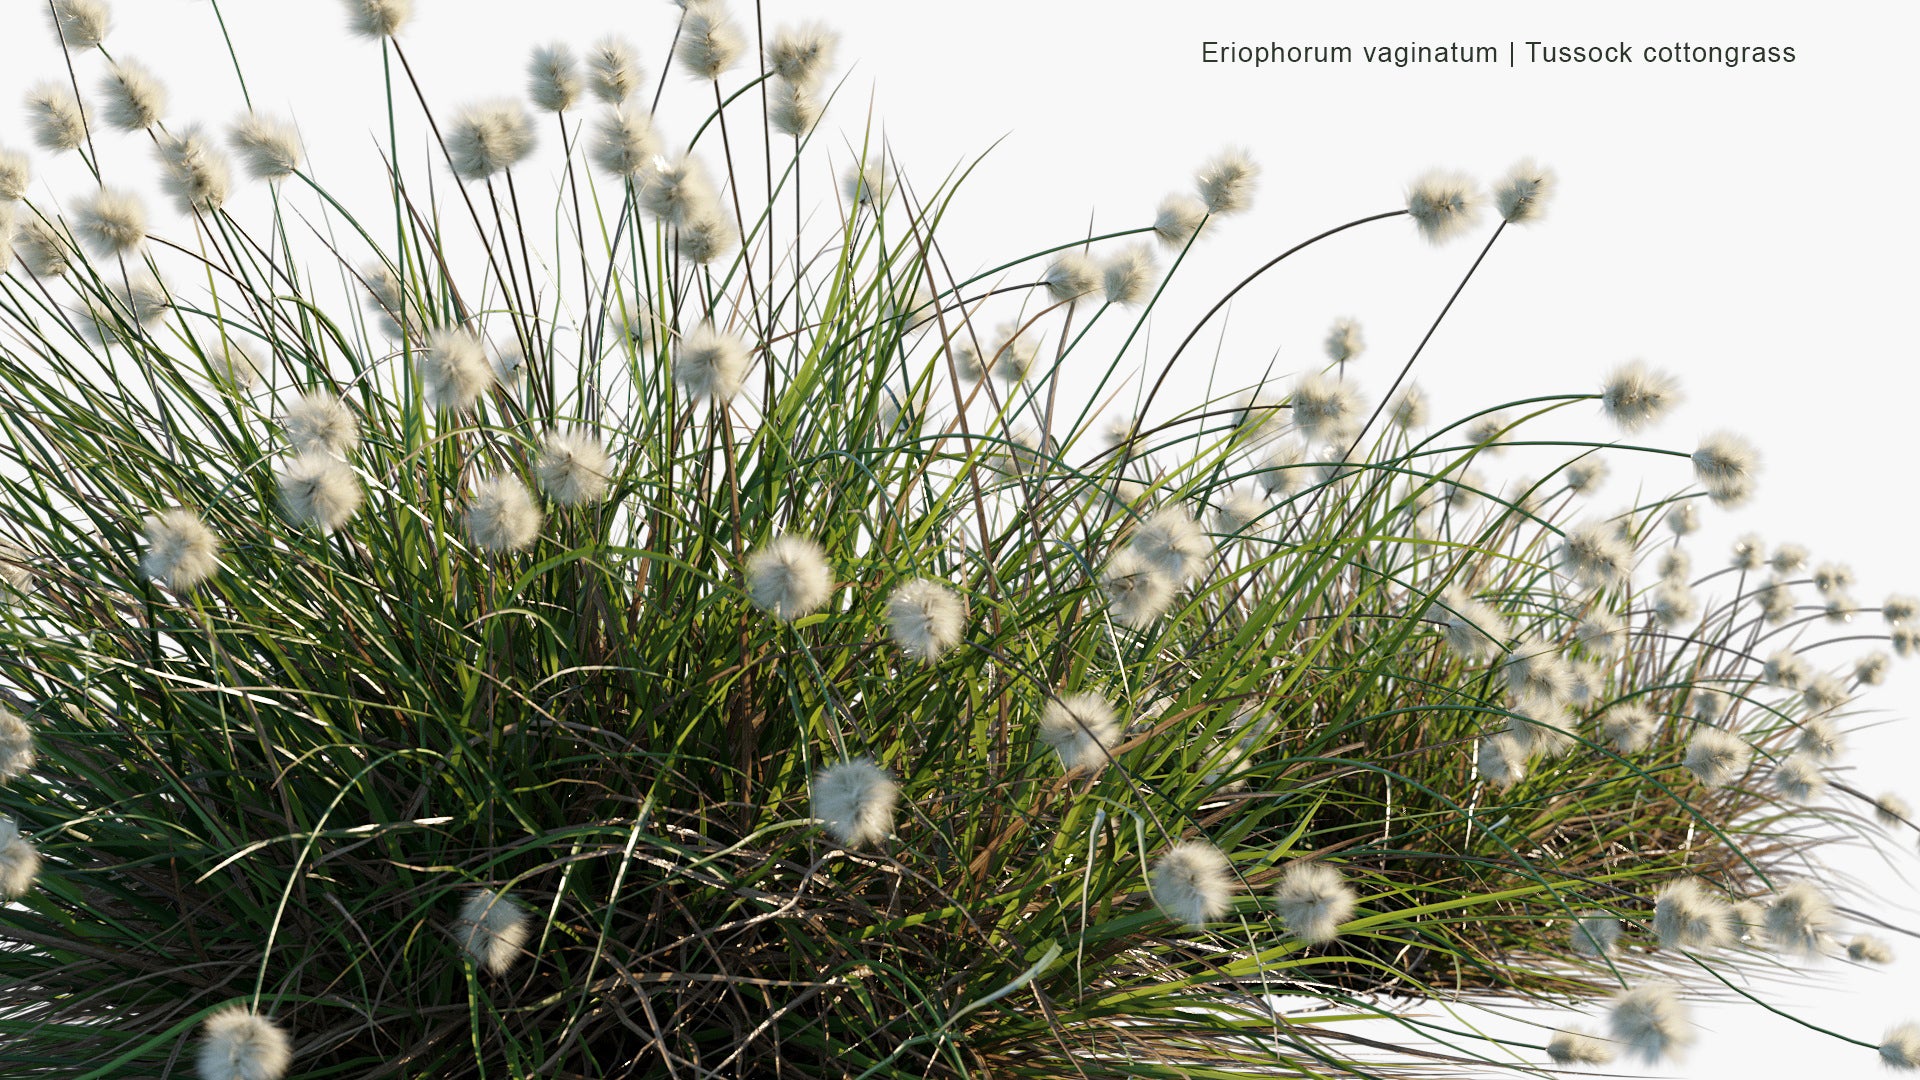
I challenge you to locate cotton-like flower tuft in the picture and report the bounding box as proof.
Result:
[527,43,582,112]
[0,814,40,899]
[342,0,411,39]
[74,187,147,255]
[197,1005,291,1080]
[1477,733,1527,789]
[1152,192,1207,249]
[453,888,530,975]
[1608,983,1691,1064]
[1897,625,1920,658]
[673,323,750,403]
[0,148,29,202]
[1323,317,1363,364]
[466,474,542,554]
[1651,581,1697,628]
[1559,522,1631,590]
[277,454,362,533]
[1572,910,1620,957]
[843,158,893,207]
[447,102,536,181]
[1273,862,1356,944]
[1493,158,1556,224]
[1690,687,1728,724]
[1763,650,1810,690]
[1041,252,1098,302]
[676,206,739,265]
[1691,431,1759,507]
[1768,542,1808,574]
[1,706,34,784]
[47,0,111,49]
[1684,727,1749,787]
[586,37,642,104]
[1547,1028,1614,1067]
[1129,508,1210,581]
[1600,703,1657,754]
[811,758,897,848]
[1810,561,1855,595]
[142,508,219,591]
[229,113,303,180]
[156,128,232,215]
[1500,640,1570,701]
[534,430,613,506]
[1848,935,1894,964]
[1575,609,1626,658]
[1290,371,1360,444]
[1432,590,1509,662]
[1565,457,1609,495]
[1101,243,1156,306]
[1389,384,1429,430]
[677,0,745,80]
[590,108,660,177]
[1039,692,1121,773]
[420,328,495,411]
[1884,593,1919,626]
[1882,1023,1920,1070]
[745,534,831,621]
[1213,490,1267,538]
[25,82,89,152]
[1764,880,1833,955]
[282,392,359,457]
[766,23,837,84]
[1655,879,1733,951]
[1194,148,1257,215]
[14,215,70,277]
[887,579,967,662]
[1405,169,1482,244]
[1875,792,1911,827]
[1153,841,1234,927]
[100,59,166,131]
[768,78,822,137]
[1771,754,1827,803]
[640,153,720,225]
[1665,502,1700,536]
[1504,692,1575,758]
[1801,675,1849,718]
[1101,548,1176,628]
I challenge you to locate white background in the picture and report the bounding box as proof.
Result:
[3,1,1916,1076]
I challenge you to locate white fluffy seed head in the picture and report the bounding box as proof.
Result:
[14,215,75,277]
[1039,692,1120,773]
[342,0,411,39]
[1274,862,1356,944]
[0,708,34,784]
[1571,910,1620,957]
[1101,548,1176,628]
[1883,593,1919,626]
[535,430,612,506]
[1129,508,1210,581]
[1323,316,1364,364]
[1651,581,1697,629]
[197,1005,291,1080]
[1041,251,1099,302]
[454,888,530,975]
[1771,753,1827,803]
[676,0,745,80]
[142,508,219,591]
[768,77,822,137]
[1874,792,1912,827]
[1849,935,1894,964]
[156,128,231,215]
[283,392,359,457]
[1476,733,1527,789]
[674,323,750,403]
[1575,609,1626,658]
[1504,692,1575,758]
[1665,502,1700,536]
[466,474,542,553]
[48,0,111,49]
[447,102,535,181]
[1691,431,1759,507]
[1882,1023,1920,1069]
[1600,703,1657,754]
[1388,384,1429,431]
[74,187,147,255]
[1566,457,1609,495]
[1897,625,1920,659]
[1547,1028,1614,1067]
[1608,983,1691,1065]
[1101,243,1156,306]
[887,578,966,662]
[843,158,892,208]
[640,153,719,226]
[229,113,303,180]
[1654,879,1733,951]
[1493,158,1556,224]
[1683,727,1750,788]
[1152,192,1207,249]
[766,23,836,85]
[0,148,30,202]
[277,453,362,533]
[0,814,40,899]
[1290,371,1360,444]
[1153,840,1234,927]
[1500,640,1570,700]
[1801,676,1849,719]
[527,43,582,112]
[590,107,660,177]
[1763,649,1810,690]
[811,758,897,848]
[1432,590,1509,662]
[746,534,831,620]
[25,81,89,152]
[1405,169,1482,244]
[420,328,495,411]
[584,37,642,104]
[1213,490,1268,539]
[676,205,739,265]
[1194,148,1257,215]
[1559,522,1632,590]
[100,58,166,130]
[1764,881,1833,956]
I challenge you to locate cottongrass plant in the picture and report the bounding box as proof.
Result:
[0,2,1917,1077]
